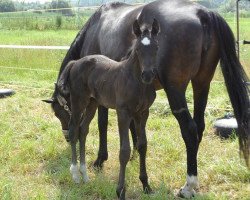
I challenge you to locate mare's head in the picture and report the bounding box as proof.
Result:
[132,18,160,84]
[43,84,71,142]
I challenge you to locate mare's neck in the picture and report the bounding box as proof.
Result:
[123,49,141,79]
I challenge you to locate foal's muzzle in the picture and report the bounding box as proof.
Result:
[62,129,70,142]
[141,68,157,84]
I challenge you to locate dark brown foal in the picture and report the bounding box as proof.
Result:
[57,19,160,199]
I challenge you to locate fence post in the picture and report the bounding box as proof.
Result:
[236,0,240,59]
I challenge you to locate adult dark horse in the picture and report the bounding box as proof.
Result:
[44,0,250,198]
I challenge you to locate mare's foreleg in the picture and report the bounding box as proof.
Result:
[116,109,131,200]
[134,110,152,193]
[93,106,108,169]
[79,99,98,182]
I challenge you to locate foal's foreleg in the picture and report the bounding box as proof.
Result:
[116,109,131,200]
[79,99,98,182]
[129,120,138,160]
[134,110,152,194]
[69,94,88,183]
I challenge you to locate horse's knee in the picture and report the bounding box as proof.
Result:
[188,120,198,136]
[69,125,79,143]
[119,147,131,164]
[80,125,89,136]
[181,120,199,148]
[137,141,147,154]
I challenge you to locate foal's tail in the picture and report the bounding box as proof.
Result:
[57,61,76,95]
[209,12,250,166]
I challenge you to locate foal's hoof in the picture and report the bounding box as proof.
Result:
[70,164,81,184]
[177,187,196,199]
[79,164,89,183]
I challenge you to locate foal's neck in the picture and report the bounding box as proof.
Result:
[123,49,141,79]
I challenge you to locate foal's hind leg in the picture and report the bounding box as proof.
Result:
[79,99,98,182]
[94,108,138,168]
[134,110,152,194]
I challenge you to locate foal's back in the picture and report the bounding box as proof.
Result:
[69,54,155,111]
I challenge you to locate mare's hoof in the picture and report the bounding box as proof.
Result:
[92,160,104,170]
[143,185,153,194]
[177,187,196,198]
[116,187,126,200]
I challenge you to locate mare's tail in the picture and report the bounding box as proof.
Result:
[209,12,250,166]
[57,61,76,96]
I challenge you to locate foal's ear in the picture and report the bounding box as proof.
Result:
[133,20,142,37]
[152,19,160,36]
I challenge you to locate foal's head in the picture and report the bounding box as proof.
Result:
[132,19,160,84]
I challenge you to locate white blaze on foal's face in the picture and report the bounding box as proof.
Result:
[141,37,151,46]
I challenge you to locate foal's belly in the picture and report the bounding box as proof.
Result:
[89,84,117,109]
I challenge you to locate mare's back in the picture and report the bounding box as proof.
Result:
[81,2,143,60]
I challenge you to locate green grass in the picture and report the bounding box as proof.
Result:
[0,16,250,200]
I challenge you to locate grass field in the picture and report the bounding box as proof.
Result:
[0,15,250,200]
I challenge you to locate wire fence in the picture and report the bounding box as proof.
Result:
[0,2,249,113]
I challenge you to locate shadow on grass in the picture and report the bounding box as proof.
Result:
[44,148,215,200]
[44,146,117,200]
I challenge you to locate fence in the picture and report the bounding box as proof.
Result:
[0,2,249,112]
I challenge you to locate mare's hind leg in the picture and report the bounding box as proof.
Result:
[134,110,152,193]
[69,93,89,183]
[192,48,219,144]
[116,109,131,200]
[163,84,199,198]
[79,98,98,182]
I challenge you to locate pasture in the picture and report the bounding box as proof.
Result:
[0,14,250,199]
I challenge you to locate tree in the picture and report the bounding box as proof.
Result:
[49,0,73,16]
[0,0,16,12]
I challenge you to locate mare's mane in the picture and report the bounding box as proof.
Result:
[58,2,129,78]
